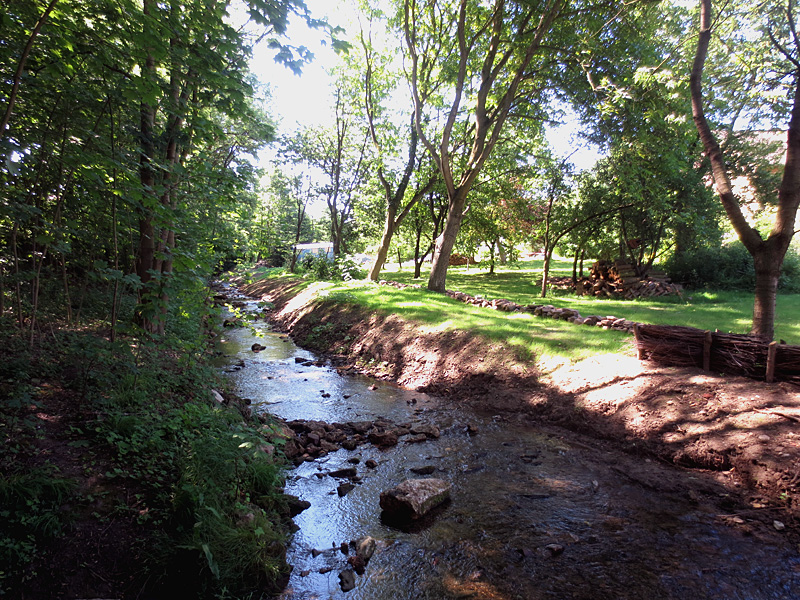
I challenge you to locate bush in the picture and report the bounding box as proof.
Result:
[779,250,800,292]
[0,470,74,592]
[157,403,288,596]
[299,254,367,282]
[665,244,800,291]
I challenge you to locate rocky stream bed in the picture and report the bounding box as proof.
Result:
[213,280,800,600]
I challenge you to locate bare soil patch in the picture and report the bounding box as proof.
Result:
[243,277,800,522]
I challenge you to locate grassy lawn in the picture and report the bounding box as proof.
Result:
[380,259,800,344]
[318,280,632,368]
[244,258,798,369]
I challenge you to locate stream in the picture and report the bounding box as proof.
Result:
[216,293,800,600]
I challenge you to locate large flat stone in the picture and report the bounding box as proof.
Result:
[379,478,451,520]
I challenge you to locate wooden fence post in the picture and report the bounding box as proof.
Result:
[703,330,712,371]
[766,341,778,383]
[633,323,645,360]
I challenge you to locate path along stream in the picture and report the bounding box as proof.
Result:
[216,292,800,600]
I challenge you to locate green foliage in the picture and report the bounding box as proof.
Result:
[0,320,34,411]
[779,251,800,293]
[0,469,74,591]
[0,305,290,596]
[299,254,367,282]
[159,403,288,595]
[665,244,800,292]
[80,335,290,597]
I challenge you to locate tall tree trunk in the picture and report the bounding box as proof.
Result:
[61,255,72,323]
[369,204,398,280]
[29,245,47,348]
[109,95,120,342]
[752,250,782,339]
[134,0,159,333]
[541,248,554,298]
[540,193,554,298]
[289,197,307,273]
[428,187,468,292]
[11,222,22,327]
[572,249,580,284]
[413,225,424,278]
[498,241,507,265]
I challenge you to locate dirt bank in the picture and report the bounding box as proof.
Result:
[242,277,800,523]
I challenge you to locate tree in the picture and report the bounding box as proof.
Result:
[133,0,282,334]
[281,85,372,257]
[260,171,316,271]
[0,0,331,339]
[458,139,541,273]
[403,185,450,277]
[339,8,440,280]
[400,0,653,292]
[690,0,800,339]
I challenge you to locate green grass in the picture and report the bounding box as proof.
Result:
[248,258,799,369]
[381,259,800,344]
[388,258,574,305]
[317,279,632,369]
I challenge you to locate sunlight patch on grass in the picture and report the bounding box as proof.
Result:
[385,266,800,344]
[397,301,426,308]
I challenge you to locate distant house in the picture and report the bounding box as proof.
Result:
[293,242,334,261]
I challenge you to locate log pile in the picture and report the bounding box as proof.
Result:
[575,260,682,299]
[449,253,478,266]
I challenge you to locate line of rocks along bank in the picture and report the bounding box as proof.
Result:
[376,279,639,334]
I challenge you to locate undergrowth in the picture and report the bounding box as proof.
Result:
[0,292,292,598]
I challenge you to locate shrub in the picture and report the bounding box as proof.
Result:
[779,250,800,292]
[0,470,74,593]
[665,244,800,291]
[299,254,367,282]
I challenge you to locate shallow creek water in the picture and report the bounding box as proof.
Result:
[217,297,800,600]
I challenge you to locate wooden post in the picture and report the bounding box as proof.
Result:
[703,330,712,371]
[633,323,645,360]
[766,341,778,383]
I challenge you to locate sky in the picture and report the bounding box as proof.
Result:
[246,0,602,173]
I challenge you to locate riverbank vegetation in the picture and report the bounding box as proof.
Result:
[0,296,294,597]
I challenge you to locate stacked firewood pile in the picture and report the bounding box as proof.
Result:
[575,260,683,299]
[449,253,478,266]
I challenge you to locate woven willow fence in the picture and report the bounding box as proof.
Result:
[633,324,800,384]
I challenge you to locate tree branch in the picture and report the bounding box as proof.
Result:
[1,0,60,143]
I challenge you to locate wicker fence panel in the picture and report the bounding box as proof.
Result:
[634,324,800,384]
